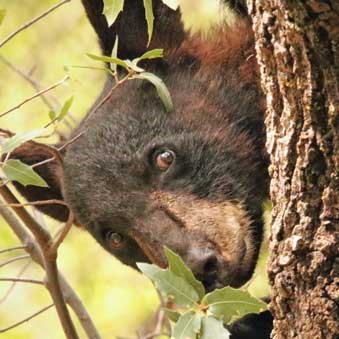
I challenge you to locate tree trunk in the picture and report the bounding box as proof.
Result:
[247,1,339,338]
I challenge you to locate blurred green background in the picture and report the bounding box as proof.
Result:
[0,1,269,338]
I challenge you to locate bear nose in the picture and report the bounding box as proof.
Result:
[187,248,219,280]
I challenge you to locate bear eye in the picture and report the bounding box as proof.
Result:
[106,230,124,249]
[155,150,175,171]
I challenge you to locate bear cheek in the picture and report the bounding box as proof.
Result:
[148,191,252,266]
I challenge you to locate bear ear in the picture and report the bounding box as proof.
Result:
[81,0,185,58]
[2,138,69,222]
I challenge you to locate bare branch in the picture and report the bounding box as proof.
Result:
[0,245,27,254]
[44,259,79,338]
[0,0,71,48]
[0,193,101,338]
[0,304,54,333]
[0,186,78,338]
[0,254,30,268]
[0,277,44,285]
[0,75,69,118]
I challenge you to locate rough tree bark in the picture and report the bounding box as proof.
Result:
[247,1,339,338]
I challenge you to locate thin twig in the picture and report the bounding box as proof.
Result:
[154,308,166,336]
[29,139,79,169]
[3,134,74,170]
[51,211,74,252]
[0,55,76,132]
[1,198,68,208]
[31,139,64,167]
[57,131,84,152]
[31,156,56,169]
[0,278,44,285]
[0,260,32,304]
[0,75,69,118]
[0,55,54,110]
[0,254,30,268]
[28,64,37,77]
[0,245,27,254]
[0,304,54,333]
[86,72,134,121]
[0,0,71,48]
[136,294,170,339]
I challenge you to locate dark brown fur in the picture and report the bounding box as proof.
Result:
[5,1,273,337]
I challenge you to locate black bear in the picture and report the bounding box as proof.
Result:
[8,0,272,337]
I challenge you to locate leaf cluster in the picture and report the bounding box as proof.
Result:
[87,46,173,112]
[138,248,267,339]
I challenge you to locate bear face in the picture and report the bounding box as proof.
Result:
[8,0,268,292]
[62,16,268,290]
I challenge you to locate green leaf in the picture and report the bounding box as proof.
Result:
[172,311,201,339]
[137,262,161,279]
[143,0,154,46]
[201,316,230,339]
[58,96,74,121]
[86,53,129,70]
[103,0,124,26]
[164,308,181,323]
[110,35,119,72]
[134,72,173,112]
[131,49,163,72]
[161,0,179,10]
[49,110,57,121]
[202,287,267,323]
[165,247,205,300]
[3,159,48,188]
[0,9,6,26]
[1,129,44,154]
[138,48,163,61]
[137,263,199,307]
